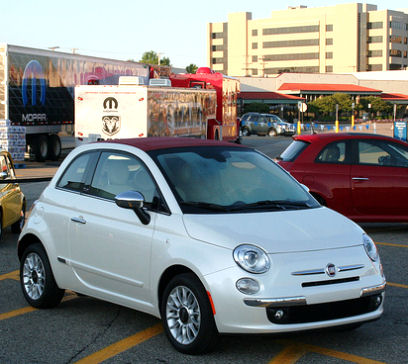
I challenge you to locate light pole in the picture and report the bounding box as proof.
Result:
[48,46,60,51]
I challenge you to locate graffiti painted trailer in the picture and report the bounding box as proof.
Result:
[74,81,217,145]
[0,44,150,161]
[170,67,240,142]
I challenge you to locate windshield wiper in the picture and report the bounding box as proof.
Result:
[180,201,231,212]
[228,200,312,211]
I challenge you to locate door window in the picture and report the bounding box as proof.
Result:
[57,153,93,192]
[358,140,408,167]
[89,152,158,205]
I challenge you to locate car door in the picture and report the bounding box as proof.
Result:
[0,153,21,226]
[351,139,408,218]
[293,140,352,215]
[66,150,163,306]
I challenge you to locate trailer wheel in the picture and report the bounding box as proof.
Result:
[47,135,61,161]
[33,135,48,162]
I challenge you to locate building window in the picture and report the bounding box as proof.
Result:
[252,29,258,36]
[263,53,319,61]
[368,22,383,29]
[263,39,319,48]
[368,50,383,57]
[326,38,333,45]
[252,69,258,76]
[252,42,258,49]
[404,51,407,58]
[368,36,383,43]
[390,35,402,43]
[326,52,333,59]
[390,63,403,70]
[212,45,223,52]
[326,65,333,72]
[390,21,407,31]
[326,24,333,32]
[405,37,407,44]
[390,49,402,57]
[264,66,319,74]
[368,64,382,71]
[212,58,224,64]
[252,55,258,62]
[211,32,224,39]
[263,25,319,35]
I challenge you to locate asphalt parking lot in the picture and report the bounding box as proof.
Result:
[0,136,407,363]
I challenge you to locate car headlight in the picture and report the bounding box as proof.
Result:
[363,234,379,262]
[233,244,270,274]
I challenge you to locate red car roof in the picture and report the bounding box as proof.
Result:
[293,132,408,145]
[101,137,248,152]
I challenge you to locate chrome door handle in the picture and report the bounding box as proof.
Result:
[352,177,369,181]
[71,216,86,224]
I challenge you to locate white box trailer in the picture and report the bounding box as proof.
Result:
[74,84,217,145]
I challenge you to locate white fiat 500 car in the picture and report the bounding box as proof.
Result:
[18,138,385,354]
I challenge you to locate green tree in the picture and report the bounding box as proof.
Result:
[360,96,392,117]
[243,102,270,114]
[160,57,171,66]
[139,51,171,66]
[186,64,198,74]
[140,51,159,64]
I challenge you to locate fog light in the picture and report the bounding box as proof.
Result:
[369,294,382,310]
[267,307,289,323]
[236,278,260,295]
[274,309,285,320]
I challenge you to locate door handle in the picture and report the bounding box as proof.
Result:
[352,177,369,181]
[71,216,86,224]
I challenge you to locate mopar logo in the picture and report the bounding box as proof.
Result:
[22,60,46,107]
[103,97,118,110]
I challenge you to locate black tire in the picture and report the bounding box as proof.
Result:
[20,243,65,308]
[33,135,48,162]
[268,128,277,137]
[11,203,25,234]
[241,127,250,136]
[47,134,61,161]
[161,273,219,354]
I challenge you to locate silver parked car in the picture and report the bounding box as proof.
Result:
[240,112,295,137]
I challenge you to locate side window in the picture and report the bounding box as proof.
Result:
[57,153,92,192]
[358,140,408,167]
[89,152,158,204]
[316,141,346,163]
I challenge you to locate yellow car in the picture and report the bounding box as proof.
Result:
[0,150,25,239]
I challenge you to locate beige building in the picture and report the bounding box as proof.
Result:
[207,3,408,76]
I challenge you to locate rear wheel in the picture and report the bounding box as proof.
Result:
[47,135,61,161]
[241,127,250,136]
[20,243,65,308]
[32,135,48,162]
[161,273,218,354]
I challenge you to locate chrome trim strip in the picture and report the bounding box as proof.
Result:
[338,264,364,272]
[244,296,306,308]
[360,282,386,297]
[292,264,365,276]
[291,269,325,276]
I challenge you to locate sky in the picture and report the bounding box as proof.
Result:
[1,0,408,69]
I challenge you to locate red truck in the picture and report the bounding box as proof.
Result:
[170,67,240,142]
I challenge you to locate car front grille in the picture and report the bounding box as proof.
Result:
[266,294,382,324]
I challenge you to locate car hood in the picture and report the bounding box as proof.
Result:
[182,207,363,253]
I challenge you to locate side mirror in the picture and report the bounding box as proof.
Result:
[300,183,310,193]
[115,191,151,225]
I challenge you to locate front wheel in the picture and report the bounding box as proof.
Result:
[268,128,277,137]
[20,243,65,308]
[161,273,219,354]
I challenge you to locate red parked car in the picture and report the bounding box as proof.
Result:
[277,133,408,222]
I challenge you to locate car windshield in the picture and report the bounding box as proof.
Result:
[150,147,319,213]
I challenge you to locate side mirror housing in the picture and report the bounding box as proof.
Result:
[115,191,151,225]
